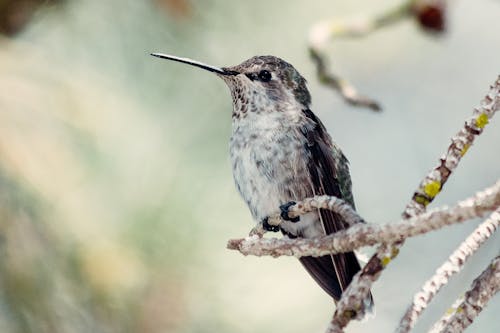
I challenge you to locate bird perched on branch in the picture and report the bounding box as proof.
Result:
[152,53,374,315]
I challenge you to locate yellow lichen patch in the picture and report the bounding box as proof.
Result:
[445,307,457,315]
[475,113,489,129]
[345,310,357,319]
[414,194,430,206]
[424,181,441,198]
[391,247,400,258]
[381,256,391,267]
[460,143,470,156]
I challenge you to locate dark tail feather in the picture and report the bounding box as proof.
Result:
[300,255,342,300]
[299,253,375,316]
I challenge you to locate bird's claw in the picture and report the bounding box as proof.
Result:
[280,201,300,222]
[262,217,280,232]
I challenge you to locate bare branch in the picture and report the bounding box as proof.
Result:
[286,195,365,225]
[327,75,500,330]
[428,256,500,333]
[246,195,364,238]
[308,0,446,111]
[227,183,500,258]
[404,76,500,217]
[396,209,500,333]
[309,48,382,111]
[308,2,415,111]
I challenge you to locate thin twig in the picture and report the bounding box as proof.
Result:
[396,209,500,333]
[308,1,415,111]
[248,195,364,237]
[428,256,500,333]
[327,76,500,331]
[286,195,365,225]
[308,0,447,112]
[227,183,500,258]
[309,48,382,111]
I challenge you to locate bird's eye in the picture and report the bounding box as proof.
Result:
[258,70,272,82]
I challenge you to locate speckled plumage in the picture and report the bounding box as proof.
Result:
[152,52,372,309]
[220,56,371,308]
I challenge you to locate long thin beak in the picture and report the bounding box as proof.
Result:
[151,53,238,76]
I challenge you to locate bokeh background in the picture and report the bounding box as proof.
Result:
[0,1,499,332]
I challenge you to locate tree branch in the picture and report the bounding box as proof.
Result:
[403,77,500,217]
[396,209,500,333]
[309,48,383,111]
[428,256,500,333]
[227,183,500,258]
[327,75,500,330]
[308,0,446,111]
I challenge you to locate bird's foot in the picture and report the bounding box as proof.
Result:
[262,217,280,232]
[280,201,300,222]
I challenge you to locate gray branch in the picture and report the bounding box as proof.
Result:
[326,75,500,331]
[396,209,500,333]
[308,1,414,111]
[428,256,500,333]
[404,76,500,217]
[308,0,447,111]
[227,183,500,258]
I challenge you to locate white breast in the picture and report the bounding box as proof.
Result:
[230,111,323,238]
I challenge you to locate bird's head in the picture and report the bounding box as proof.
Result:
[151,53,311,117]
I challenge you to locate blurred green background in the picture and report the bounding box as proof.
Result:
[0,1,498,332]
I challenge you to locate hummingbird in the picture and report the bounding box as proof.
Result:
[151,53,373,313]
